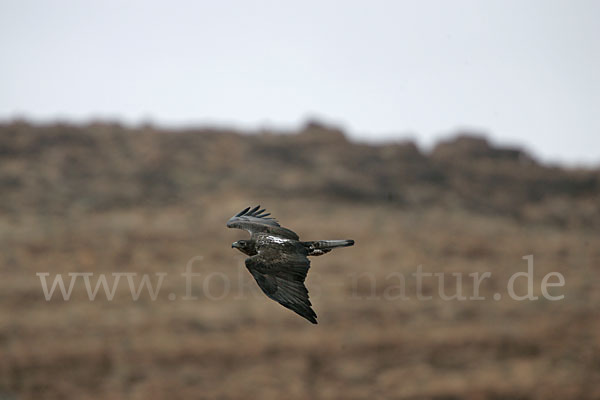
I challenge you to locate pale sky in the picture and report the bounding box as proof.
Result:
[1,0,599,165]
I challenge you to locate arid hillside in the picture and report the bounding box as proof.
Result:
[0,121,599,399]
[1,120,598,225]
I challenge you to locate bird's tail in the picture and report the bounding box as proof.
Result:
[312,240,355,249]
[303,240,354,256]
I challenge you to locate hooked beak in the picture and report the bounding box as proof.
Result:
[232,242,239,249]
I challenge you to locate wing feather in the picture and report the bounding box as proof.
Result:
[226,206,299,240]
[245,247,316,324]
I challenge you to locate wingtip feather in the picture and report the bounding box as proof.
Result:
[249,205,261,214]
[232,205,277,221]
[236,206,250,217]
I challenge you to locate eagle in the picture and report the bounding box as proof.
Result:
[228,206,354,324]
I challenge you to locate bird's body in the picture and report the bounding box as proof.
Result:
[228,206,354,324]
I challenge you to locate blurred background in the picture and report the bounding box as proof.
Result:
[1,1,599,399]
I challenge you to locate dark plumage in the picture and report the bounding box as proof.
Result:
[228,206,354,324]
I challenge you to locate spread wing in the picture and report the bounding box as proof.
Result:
[226,206,299,240]
[245,243,316,324]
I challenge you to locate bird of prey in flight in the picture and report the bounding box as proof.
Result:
[228,206,354,324]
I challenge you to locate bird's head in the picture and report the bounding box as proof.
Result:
[231,239,255,256]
